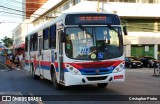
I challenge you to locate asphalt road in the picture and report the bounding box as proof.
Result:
[0,63,160,104]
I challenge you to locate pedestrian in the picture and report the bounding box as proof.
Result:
[9,52,15,69]
[18,53,23,69]
[14,54,20,70]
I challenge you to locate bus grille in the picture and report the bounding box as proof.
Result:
[87,76,107,81]
[81,68,113,75]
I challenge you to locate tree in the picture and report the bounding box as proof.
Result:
[1,36,13,48]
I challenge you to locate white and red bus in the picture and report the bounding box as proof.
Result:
[25,12,127,89]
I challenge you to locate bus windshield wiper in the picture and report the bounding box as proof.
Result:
[79,25,93,37]
[107,25,119,34]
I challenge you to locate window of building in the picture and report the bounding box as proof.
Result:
[129,0,136,2]
[109,0,116,2]
[75,0,81,4]
[108,0,153,3]
[118,0,136,2]
[122,19,154,32]
[158,19,160,32]
[149,0,153,3]
[49,25,56,49]
[63,1,70,10]
[57,6,62,14]
[43,28,49,50]
[123,0,129,2]
[155,0,160,3]
[119,0,124,2]
[136,0,153,3]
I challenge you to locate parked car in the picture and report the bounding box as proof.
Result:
[138,56,158,68]
[125,56,143,68]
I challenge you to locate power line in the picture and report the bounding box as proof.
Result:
[0,10,25,17]
[0,5,51,19]
[3,0,49,10]
[0,0,53,20]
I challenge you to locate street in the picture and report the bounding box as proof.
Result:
[0,63,160,104]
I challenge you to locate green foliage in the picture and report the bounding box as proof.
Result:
[1,36,13,48]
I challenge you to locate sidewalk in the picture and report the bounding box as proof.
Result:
[0,60,23,71]
[0,61,10,71]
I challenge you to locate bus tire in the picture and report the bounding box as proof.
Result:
[97,83,108,88]
[51,69,62,89]
[154,67,160,76]
[31,64,39,80]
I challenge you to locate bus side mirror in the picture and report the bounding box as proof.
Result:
[123,26,128,35]
[61,31,66,42]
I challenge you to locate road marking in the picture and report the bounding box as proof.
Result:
[29,93,43,104]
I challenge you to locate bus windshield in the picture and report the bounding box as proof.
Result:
[65,26,123,60]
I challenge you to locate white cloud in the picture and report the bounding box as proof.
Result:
[0,23,18,39]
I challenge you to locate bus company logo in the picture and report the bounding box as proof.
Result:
[95,69,100,74]
[2,96,11,101]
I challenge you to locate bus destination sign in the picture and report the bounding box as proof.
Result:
[77,16,107,22]
[75,15,112,24]
[65,14,120,25]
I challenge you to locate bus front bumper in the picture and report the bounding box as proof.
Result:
[64,69,125,86]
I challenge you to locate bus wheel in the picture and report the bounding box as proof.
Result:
[31,65,39,80]
[52,71,62,89]
[154,67,160,76]
[97,83,108,88]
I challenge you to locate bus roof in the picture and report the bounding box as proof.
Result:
[26,12,119,37]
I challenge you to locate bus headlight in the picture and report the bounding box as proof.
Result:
[113,62,124,73]
[65,64,81,75]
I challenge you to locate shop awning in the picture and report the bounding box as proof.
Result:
[14,44,25,49]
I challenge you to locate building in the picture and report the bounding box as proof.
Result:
[26,0,48,18]
[13,0,160,59]
[12,0,48,55]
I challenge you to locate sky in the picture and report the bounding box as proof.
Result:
[0,0,23,40]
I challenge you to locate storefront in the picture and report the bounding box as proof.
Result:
[131,45,154,58]
[14,43,25,56]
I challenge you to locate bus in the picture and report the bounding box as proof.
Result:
[25,12,127,89]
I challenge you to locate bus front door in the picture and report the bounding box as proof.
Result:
[57,30,64,83]
[38,37,43,78]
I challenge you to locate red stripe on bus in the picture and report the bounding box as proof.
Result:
[68,60,124,69]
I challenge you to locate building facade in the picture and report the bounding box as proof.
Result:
[12,0,48,55]
[13,0,160,59]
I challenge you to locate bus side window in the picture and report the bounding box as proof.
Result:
[25,37,28,52]
[30,35,34,51]
[33,33,38,51]
[49,25,56,49]
[43,28,49,50]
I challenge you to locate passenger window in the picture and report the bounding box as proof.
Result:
[33,33,38,51]
[25,37,28,52]
[43,28,49,50]
[50,25,56,49]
